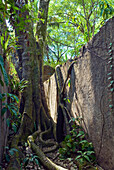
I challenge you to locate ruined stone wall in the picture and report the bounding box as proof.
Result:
[44,17,114,170]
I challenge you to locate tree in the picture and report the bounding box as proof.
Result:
[46,0,114,60]
[0,0,69,169]
[0,0,113,169]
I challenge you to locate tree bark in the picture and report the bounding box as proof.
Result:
[6,0,71,169]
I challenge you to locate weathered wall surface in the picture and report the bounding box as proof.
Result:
[44,17,114,170]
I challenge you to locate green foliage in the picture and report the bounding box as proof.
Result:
[59,117,96,167]
[63,97,71,103]
[45,0,114,66]
[0,92,21,133]
[10,78,28,93]
[99,0,114,19]
[0,55,9,86]
[1,31,10,52]
[107,42,113,113]
[5,146,18,162]
[68,79,71,88]
[22,153,40,168]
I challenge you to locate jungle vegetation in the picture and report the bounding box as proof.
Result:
[0,0,113,169]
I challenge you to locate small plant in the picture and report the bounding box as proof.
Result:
[0,92,21,133]
[0,58,27,133]
[5,146,18,162]
[22,153,40,168]
[59,117,96,167]
[0,55,9,86]
[9,78,28,94]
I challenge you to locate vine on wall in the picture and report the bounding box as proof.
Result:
[107,42,113,114]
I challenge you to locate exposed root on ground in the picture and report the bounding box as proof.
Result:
[6,62,75,170]
[27,135,67,170]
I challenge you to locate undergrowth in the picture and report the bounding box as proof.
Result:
[59,117,96,168]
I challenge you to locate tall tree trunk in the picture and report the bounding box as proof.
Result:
[7,0,58,169]
[7,1,70,169]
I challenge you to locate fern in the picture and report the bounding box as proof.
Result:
[0,55,9,86]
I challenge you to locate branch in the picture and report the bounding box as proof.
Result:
[60,49,68,57]
[88,1,95,20]
[48,46,58,58]
[48,35,74,48]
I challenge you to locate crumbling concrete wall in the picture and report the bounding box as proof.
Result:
[44,17,114,170]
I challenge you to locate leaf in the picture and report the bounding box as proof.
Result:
[109,57,113,60]
[67,142,72,148]
[100,7,104,16]
[23,157,29,167]
[108,84,112,88]
[80,140,88,144]
[7,105,12,111]
[67,158,72,161]
[109,52,112,56]
[77,131,85,137]
[75,155,81,160]
[34,158,39,165]
[1,36,4,47]
[0,62,9,86]
[59,148,66,155]
[11,109,18,116]
[108,49,112,53]
[1,107,7,116]
[12,95,19,103]
[11,148,18,152]
[108,60,111,64]
[5,35,10,51]
[108,77,112,80]
[77,151,83,154]
[65,134,71,140]
[7,93,19,103]
[107,72,111,75]
[86,151,95,155]
[33,155,38,159]
[110,80,114,84]
[67,98,70,103]
[5,146,9,150]
[84,155,91,162]
[9,150,14,156]
[63,98,67,101]
[68,80,71,87]
[6,118,10,127]
[23,157,29,163]
[0,93,3,100]
[109,105,113,108]
[110,88,114,92]
[12,123,17,133]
